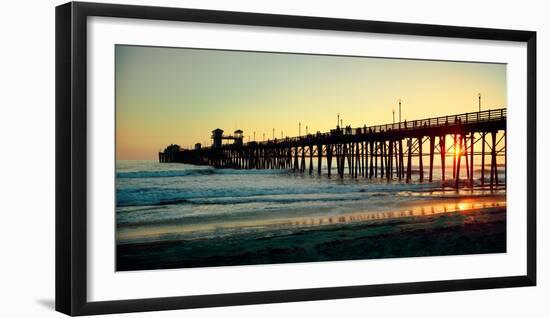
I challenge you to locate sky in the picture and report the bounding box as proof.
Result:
[115,45,506,160]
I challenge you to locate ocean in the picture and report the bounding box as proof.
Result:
[116,160,505,246]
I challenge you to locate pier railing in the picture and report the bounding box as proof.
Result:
[250,108,506,146]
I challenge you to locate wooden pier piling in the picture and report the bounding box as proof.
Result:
[429,136,435,182]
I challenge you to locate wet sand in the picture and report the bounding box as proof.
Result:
[116,205,506,271]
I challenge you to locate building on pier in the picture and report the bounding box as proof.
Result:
[211,128,224,148]
[211,128,244,148]
[233,130,243,146]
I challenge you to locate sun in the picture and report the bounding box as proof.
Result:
[454,147,461,156]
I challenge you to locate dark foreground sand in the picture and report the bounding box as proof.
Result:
[117,206,506,271]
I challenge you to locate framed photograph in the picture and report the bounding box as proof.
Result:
[56,1,536,316]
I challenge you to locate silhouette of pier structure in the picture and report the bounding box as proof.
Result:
[159,108,506,188]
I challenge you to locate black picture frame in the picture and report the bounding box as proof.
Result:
[55,1,537,316]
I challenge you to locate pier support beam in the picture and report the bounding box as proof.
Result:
[394,141,399,180]
[309,145,313,175]
[429,136,435,182]
[374,144,380,178]
[387,140,393,180]
[335,144,341,176]
[357,142,361,178]
[380,141,385,179]
[294,146,299,171]
[440,135,446,182]
[301,146,306,173]
[452,134,457,179]
[327,144,333,177]
[470,132,474,184]
[455,134,463,189]
[347,143,353,176]
[418,137,424,182]
[490,131,498,187]
[369,141,374,178]
[406,138,412,182]
[362,142,366,177]
[399,139,405,180]
[464,134,469,179]
[317,144,322,175]
[481,133,486,185]
[340,144,346,178]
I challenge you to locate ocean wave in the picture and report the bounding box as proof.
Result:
[121,194,370,208]
[115,183,439,208]
[117,168,292,179]
[116,169,215,178]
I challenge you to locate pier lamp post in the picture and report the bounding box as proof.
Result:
[393,109,395,124]
[299,122,301,136]
[399,99,402,122]
[306,125,308,135]
[478,93,482,112]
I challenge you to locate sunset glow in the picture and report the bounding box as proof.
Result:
[115,45,506,160]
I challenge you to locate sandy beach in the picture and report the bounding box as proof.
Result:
[117,202,506,271]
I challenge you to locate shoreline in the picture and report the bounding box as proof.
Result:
[117,205,506,271]
[116,194,506,244]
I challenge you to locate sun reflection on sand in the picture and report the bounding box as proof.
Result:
[117,196,506,244]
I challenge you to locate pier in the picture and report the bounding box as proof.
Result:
[159,108,506,188]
